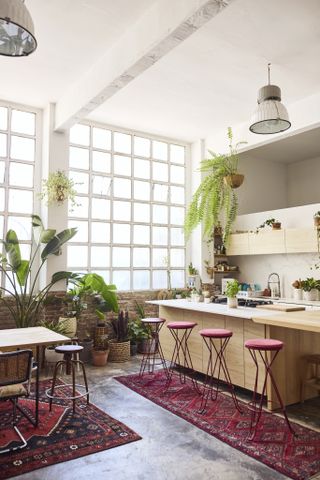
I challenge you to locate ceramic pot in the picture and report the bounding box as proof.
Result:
[45,346,61,364]
[92,349,109,367]
[293,288,302,301]
[204,297,211,304]
[303,289,318,301]
[272,222,281,230]
[227,297,238,308]
[224,174,244,189]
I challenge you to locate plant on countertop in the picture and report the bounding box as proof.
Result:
[188,262,198,275]
[225,279,240,298]
[0,215,77,328]
[300,278,320,292]
[292,279,302,290]
[314,211,320,225]
[184,127,247,246]
[256,218,281,233]
[39,170,78,208]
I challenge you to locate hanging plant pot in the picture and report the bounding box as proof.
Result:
[272,222,281,230]
[224,174,244,189]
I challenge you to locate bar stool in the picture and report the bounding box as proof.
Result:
[139,318,168,377]
[46,345,89,413]
[166,321,200,392]
[245,338,294,439]
[199,328,242,413]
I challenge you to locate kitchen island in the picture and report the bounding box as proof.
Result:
[147,299,320,409]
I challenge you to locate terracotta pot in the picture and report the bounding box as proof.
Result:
[272,222,281,230]
[224,174,244,189]
[92,349,109,366]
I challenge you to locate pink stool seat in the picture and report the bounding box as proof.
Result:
[245,338,283,351]
[141,317,165,324]
[167,321,197,329]
[200,328,232,338]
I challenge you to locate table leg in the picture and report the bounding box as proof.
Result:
[35,345,40,427]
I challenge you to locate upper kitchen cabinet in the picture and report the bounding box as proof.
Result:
[285,228,318,253]
[226,233,250,255]
[249,229,286,254]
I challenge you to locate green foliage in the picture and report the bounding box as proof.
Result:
[188,262,198,275]
[301,278,320,292]
[225,279,240,298]
[39,170,78,208]
[128,318,149,342]
[314,211,320,218]
[111,310,129,342]
[184,128,245,245]
[256,218,279,233]
[39,319,70,335]
[0,215,77,328]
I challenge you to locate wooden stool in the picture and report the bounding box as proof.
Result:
[46,345,89,413]
[300,354,320,402]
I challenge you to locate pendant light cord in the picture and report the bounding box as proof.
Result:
[267,63,271,85]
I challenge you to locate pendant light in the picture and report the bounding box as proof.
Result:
[249,63,291,135]
[0,0,37,57]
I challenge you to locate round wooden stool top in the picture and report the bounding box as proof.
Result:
[55,345,83,354]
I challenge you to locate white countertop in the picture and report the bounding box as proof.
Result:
[146,299,277,320]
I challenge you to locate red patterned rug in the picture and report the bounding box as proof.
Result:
[115,370,320,480]
[0,379,141,480]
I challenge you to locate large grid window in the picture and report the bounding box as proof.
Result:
[68,123,187,291]
[0,103,37,289]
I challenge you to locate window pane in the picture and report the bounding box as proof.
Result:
[113,247,130,267]
[0,107,8,130]
[171,165,184,184]
[133,270,150,290]
[153,141,167,160]
[133,248,149,267]
[170,144,185,164]
[91,222,110,243]
[152,248,167,267]
[70,124,90,146]
[92,175,111,196]
[113,270,130,291]
[153,183,169,202]
[171,186,184,204]
[133,203,150,223]
[113,201,131,221]
[11,136,34,162]
[92,151,111,173]
[7,216,31,241]
[8,189,33,214]
[0,187,4,211]
[68,245,88,267]
[113,177,131,199]
[171,270,185,288]
[170,206,184,225]
[153,270,167,289]
[153,205,168,224]
[171,227,184,246]
[170,248,185,267]
[133,225,150,244]
[0,133,6,157]
[134,180,149,201]
[9,162,33,187]
[0,215,3,238]
[92,270,110,283]
[69,147,89,170]
[134,136,150,157]
[114,132,131,154]
[0,161,5,183]
[153,162,168,182]
[153,226,168,245]
[69,171,89,194]
[92,198,110,219]
[11,110,35,135]
[113,223,130,244]
[134,158,150,179]
[19,244,31,260]
[69,196,88,218]
[68,220,88,242]
[91,246,110,267]
[114,155,131,176]
[92,127,111,150]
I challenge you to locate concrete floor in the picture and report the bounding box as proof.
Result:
[13,358,320,480]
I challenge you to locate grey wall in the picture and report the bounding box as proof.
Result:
[287,156,320,207]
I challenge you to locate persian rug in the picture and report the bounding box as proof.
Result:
[116,370,320,480]
[0,380,141,480]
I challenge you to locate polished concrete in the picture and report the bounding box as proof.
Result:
[13,357,320,480]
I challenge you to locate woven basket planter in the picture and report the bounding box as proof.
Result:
[108,340,130,363]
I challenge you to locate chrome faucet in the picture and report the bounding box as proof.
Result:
[267,273,281,298]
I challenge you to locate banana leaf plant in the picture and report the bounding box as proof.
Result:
[0,215,77,328]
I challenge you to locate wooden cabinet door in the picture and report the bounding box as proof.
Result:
[248,230,286,254]
[243,320,266,393]
[285,228,318,253]
[202,314,226,378]
[225,317,244,388]
[227,233,250,255]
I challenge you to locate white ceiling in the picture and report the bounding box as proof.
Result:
[0,0,320,143]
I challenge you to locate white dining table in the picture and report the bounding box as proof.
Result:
[0,326,70,426]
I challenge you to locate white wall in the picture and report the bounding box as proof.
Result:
[287,156,320,207]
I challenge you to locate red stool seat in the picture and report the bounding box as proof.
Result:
[200,329,232,338]
[141,317,165,324]
[245,339,283,351]
[167,321,197,329]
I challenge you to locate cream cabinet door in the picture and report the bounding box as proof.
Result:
[227,233,250,255]
[285,228,318,253]
[248,230,286,254]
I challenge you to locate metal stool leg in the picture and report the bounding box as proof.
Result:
[139,320,169,378]
[49,360,64,411]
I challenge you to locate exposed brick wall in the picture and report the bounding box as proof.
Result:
[0,290,160,339]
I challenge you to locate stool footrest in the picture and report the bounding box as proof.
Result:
[46,384,90,401]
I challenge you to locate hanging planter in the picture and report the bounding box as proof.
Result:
[39,170,78,208]
[224,174,244,189]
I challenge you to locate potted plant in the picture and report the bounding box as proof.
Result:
[108,310,130,362]
[91,311,110,366]
[225,279,240,308]
[256,218,281,232]
[301,278,319,301]
[40,319,70,364]
[292,279,303,301]
[128,318,149,355]
[40,170,78,208]
[314,211,320,227]
[184,127,246,245]
[0,215,77,328]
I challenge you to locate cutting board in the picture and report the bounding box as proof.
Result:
[255,304,306,312]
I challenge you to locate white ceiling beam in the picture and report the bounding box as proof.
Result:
[54,0,235,131]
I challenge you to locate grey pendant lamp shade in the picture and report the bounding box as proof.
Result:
[249,64,291,135]
[0,0,37,56]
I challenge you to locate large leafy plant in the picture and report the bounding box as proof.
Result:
[0,215,77,328]
[184,128,246,245]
